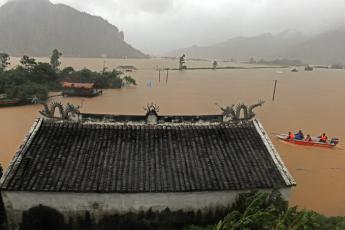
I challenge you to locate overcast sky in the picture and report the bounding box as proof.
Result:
[1,0,345,55]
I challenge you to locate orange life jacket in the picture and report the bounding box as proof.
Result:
[289,133,294,140]
[321,135,327,141]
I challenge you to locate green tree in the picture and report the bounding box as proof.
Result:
[50,49,62,70]
[213,61,218,69]
[5,82,48,100]
[188,190,345,230]
[122,76,137,86]
[179,54,187,70]
[0,53,10,71]
[20,55,37,71]
[31,63,59,84]
[61,66,75,76]
[68,69,128,89]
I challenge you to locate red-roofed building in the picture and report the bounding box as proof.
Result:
[61,82,102,97]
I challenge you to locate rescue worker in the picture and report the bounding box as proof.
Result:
[288,131,294,140]
[295,130,304,140]
[319,133,328,143]
[305,134,312,142]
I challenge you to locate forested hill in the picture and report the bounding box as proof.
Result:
[0,0,148,58]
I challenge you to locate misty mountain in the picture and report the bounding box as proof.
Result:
[286,30,345,64]
[0,0,148,58]
[168,29,345,65]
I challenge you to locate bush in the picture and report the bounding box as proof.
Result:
[21,205,67,230]
[188,190,345,230]
[68,208,229,230]
[5,82,48,100]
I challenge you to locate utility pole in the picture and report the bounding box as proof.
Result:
[158,69,161,82]
[102,60,106,75]
[166,69,169,83]
[272,80,277,101]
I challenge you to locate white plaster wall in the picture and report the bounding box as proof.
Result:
[2,188,291,229]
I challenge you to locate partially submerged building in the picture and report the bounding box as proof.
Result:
[61,82,102,97]
[0,104,295,228]
[116,65,138,72]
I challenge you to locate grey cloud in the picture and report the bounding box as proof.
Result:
[119,0,175,13]
[1,0,345,54]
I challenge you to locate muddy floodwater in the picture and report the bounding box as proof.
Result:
[1,58,345,216]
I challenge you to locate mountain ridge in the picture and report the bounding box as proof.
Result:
[0,0,148,58]
[167,29,345,64]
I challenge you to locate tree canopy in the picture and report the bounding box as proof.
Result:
[0,53,10,71]
[50,49,62,70]
[179,54,187,70]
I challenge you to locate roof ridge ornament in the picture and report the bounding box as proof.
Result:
[40,101,80,121]
[216,100,265,124]
[144,103,159,115]
[144,103,159,125]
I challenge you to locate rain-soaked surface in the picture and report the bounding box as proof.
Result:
[1,57,345,216]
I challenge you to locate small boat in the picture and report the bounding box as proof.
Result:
[0,98,21,107]
[277,134,339,148]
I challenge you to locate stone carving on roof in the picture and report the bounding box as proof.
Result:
[144,103,160,114]
[144,103,160,124]
[216,100,265,124]
[40,101,80,121]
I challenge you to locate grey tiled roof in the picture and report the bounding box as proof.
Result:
[0,119,295,193]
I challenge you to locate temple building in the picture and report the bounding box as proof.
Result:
[0,103,295,228]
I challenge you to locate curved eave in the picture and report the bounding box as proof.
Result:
[0,118,43,189]
[253,119,296,187]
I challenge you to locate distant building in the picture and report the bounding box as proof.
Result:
[61,82,102,97]
[116,65,138,72]
[0,107,295,228]
[305,65,314,71]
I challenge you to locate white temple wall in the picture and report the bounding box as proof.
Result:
[2,188,292,229]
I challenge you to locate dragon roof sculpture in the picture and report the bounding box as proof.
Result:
[216,100,265,124]
[40,101,80,121]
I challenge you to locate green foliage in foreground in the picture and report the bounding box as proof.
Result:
[187,190,345,230]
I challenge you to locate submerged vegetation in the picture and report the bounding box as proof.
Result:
[0,50,136,102]
[249,57,303,66]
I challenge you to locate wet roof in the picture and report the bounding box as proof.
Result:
[61,82,95,89]
[0,119,295,193]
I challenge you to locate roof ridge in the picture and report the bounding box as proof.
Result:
[42,119,255,128]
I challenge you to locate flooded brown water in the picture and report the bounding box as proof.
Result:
[1,57,345,216]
